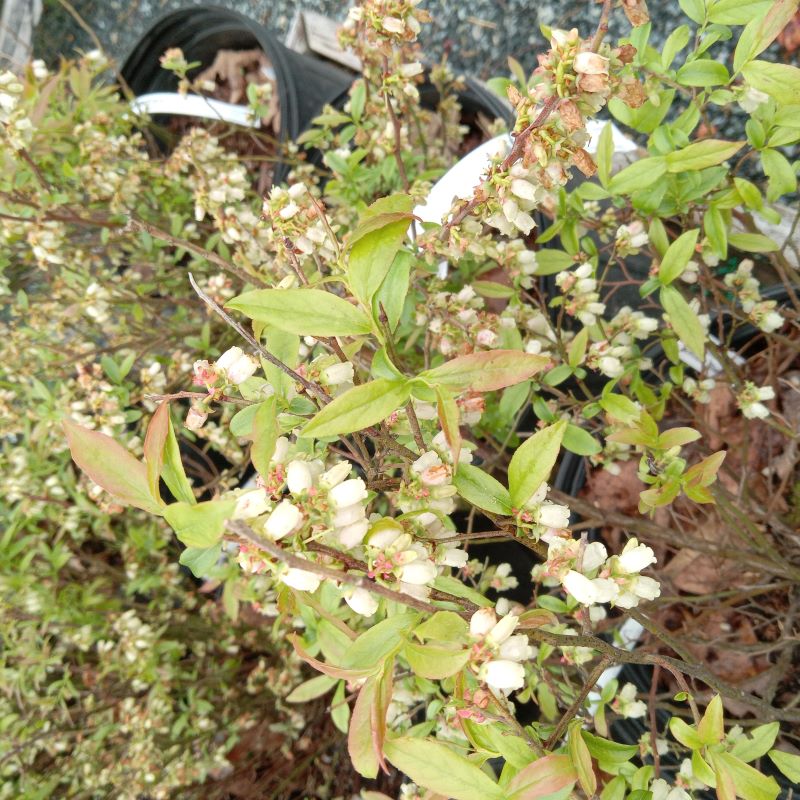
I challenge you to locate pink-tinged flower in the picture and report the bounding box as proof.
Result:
[482,659,526,692]
[382,16,405,34]
[264,500,302,540]
[192,360,217,387]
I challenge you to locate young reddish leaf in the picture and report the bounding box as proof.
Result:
[143,401,170,503]
[684,451,726,488]
[507,753,578,800]
[288,633,378,681]
[421,350,549,393]
[349,677,379,778]
[436,385,461,467]
[63,418,162,514]
[371,657,394,774]
[162,413,195,505]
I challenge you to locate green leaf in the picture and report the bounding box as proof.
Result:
[251,397,279,478]
[433,575,493,608]
[730,722,779,762]
[662,24,691,69]
[600,393,641,425]
[422,350,549,393]
[162,412,195,504]
[384,736,505,800]
[286,674,337,703]
[507,754,577,800]
[342,613,418,670]
[413,611,469,643]
[608,157,667,195]
[761,148,797,201]
[669,717,704,750]
[660,286,705,360]
[728,232,780,252]
[697,694,724,744]
[679,0,706,24]
[373,250,411,333]
[768,749,800,783]
[63,419,162,514]
[705,205,728,259]
[665,140,744,172]
[300,379,411,438]
[228,289,372,337]
[677,59,730,87]
[709,0,772,24]
[348,195,413,306]
[534,249,574,276]
[734,0,799,71]
[507,419,567,508]
[260,325,299,399]
[453,463,513,515]
[658,228,700,284]
[436,385,462,466]
[581,731,638,767]
[331,680,350,733]
[179,544,222,577]
[349,677,379,778]
[164,499,236,548]
[473,280,515,299]
[741,61,800,105]
[568,721,596,797]
[562,424,601,456]
[711,751,780,800]
[567,327,588,369]
[403,640,470,679]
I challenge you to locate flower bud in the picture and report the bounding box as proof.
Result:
[281,567,321,592]
[329,478,368,509]
[398,559,437,585]
[345,587,379,616]
[487,614,518,646]
[337,518,369,549]
[319,461,352,489]
[563,570,619,605]
[233,489,270,520]
[617,539,656,573]
[470,608,497,637]
[321,361,354,386]
[265,500,302,540]
[286,461,313,495]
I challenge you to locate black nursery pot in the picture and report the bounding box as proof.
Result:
[121,5,353,185]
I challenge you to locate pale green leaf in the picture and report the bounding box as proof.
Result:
[300,379,411,438]
[608,157,667,195]
[741,61,800,105]
[677,59,730,87]
[349,677,379,778]
[453,463,513,516]
[286,674,337,703]
[665,140,744,172]
[533,249,574,276]
[251,397,279,477]
[384,736,505,800]
[179,544,222,577]
[343,614,418,670]
[562,424,601,456]
[660,286,705,360]
[508,419,567,507]
[658,228,700,284]
[728,232,780,252]
[712,752,780,800]
[228,289,372,336]
[403,640,470,679]
[768,749,800,783]
[164,499,236,548]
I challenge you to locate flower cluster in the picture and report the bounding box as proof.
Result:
[724,259,783,333]
[468,607,536,693]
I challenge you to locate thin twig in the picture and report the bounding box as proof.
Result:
[129,217,267,288]
[187,272,331,403]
